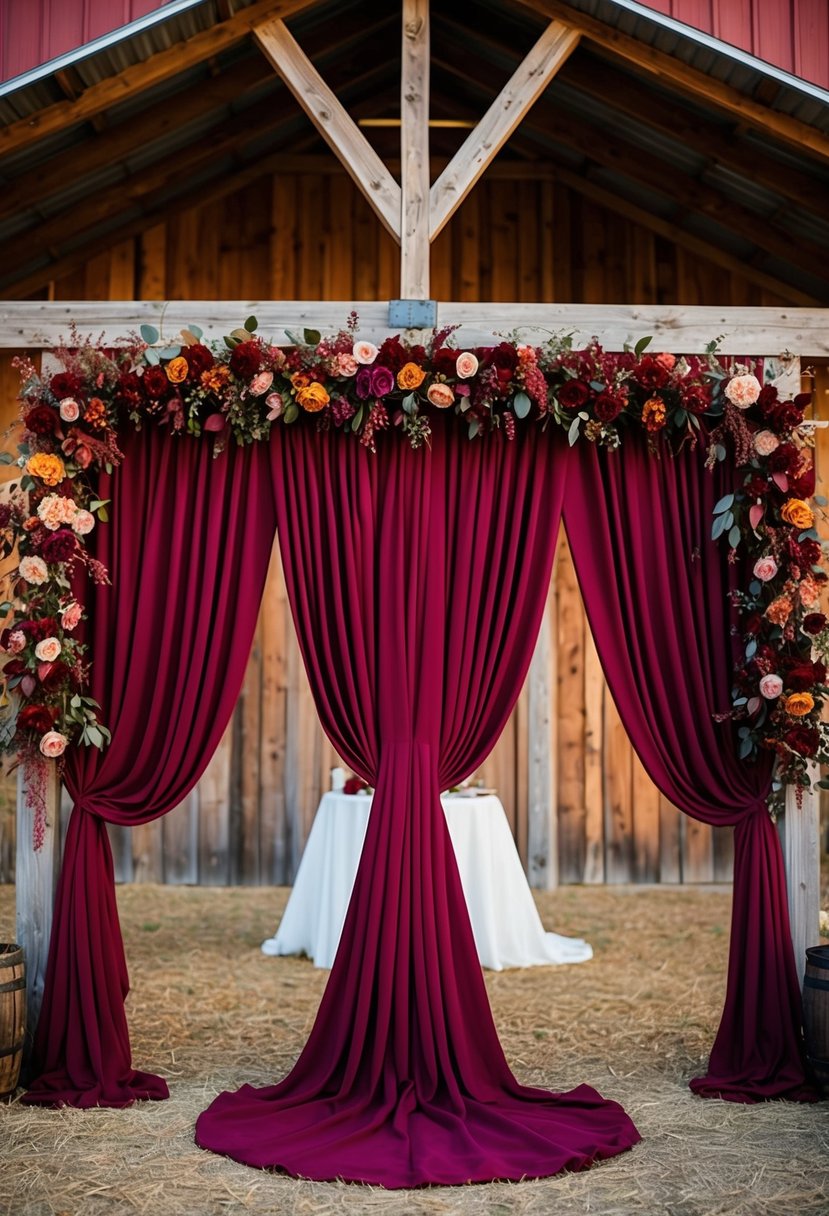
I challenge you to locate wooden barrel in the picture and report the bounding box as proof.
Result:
[0,944,26,1098]
[803,944,829,1096]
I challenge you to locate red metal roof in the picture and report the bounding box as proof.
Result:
[1,0,828,88]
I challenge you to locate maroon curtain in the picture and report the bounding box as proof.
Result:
[23,426,277,1108]
[563,437,816,1103]
[195,420,640,1187]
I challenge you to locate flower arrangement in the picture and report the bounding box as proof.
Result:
[2,318,825,839]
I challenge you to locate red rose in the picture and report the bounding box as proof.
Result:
[784,724,820,757]
[25,404,60,435]
[229,340,262,379]
[18,617,59,641]
[797,538,822,566]
[681,384,712,415]
[3,658,26,677]
[17,704,56,733]
[38,659,70,690]
[634,355,669,390]
[768,401,805,431]
[743,613,763,636]
[343,776,368,795]
[768,443,797,473]
[141,365,170,399]
[789,467,816,499]
[376,336,408,374]
[186,343,214,376]
[594,388,627,422]
[431,347,459,378]
[785,662,818,691]
[114,371,143,410]
[744,474,768,497]
[50,372,83,400]
[557,379,590,410]
[41,529,77,564]
[803,613,827,635]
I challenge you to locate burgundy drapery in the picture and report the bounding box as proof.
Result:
[562,437,816,1103]
[22,426,277,1108]
[195,420,640,1185]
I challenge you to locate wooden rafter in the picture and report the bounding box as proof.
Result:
[0,0,320,159]
[400,0,431,297]
[429,19,580,240]
[254,18,401,239]
[515,0,829,165]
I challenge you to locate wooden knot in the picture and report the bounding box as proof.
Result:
[405,17,424,38]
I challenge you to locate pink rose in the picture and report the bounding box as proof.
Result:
[59,397,80,422]
[265,392,284,420]
[753,555,778,582]
[38,494,77,530]
[249,371,274,396]
[34,637,61,663]
[352,341,378,365]
[8,630,26,654]
[337,353,358,377]
[426,383,455,409]
[724,374,761,409]
[455,351,479,379]
[61,602,82,631]
[39,730,68,758]
[19,556,48,585]
[71,510,95,536]
[655,353,676,371]
[759,674,783,699]
[754,430,780,457]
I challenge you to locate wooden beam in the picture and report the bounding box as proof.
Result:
[550,164,821,306]
[0,0,320,160]
[515,0,829,165]
[3,300,829,354]
[429,20,580,240]
[16,764,61,1057]
[400,0,431,298]
[253,18,401,239]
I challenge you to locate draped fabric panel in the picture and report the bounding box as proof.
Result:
[23,427,277,1107]
[562,437,816,1102]
[195,420,640,1186]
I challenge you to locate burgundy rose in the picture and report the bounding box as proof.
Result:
[489,342,519,375]
[17,704,56,733]
[343,776,367,795]
[768,443,798,474]
[114,371,143,410]
[682,383,712,416]
[38,659,70,690]
[41,529,76,564]
[376,336,408,374]
[3,658,26,677]
[743,613,763,636]
[744,474,768,497]
[18,617,59,641]
[557,379,590,410]
[229,340,262,380]
[789,467,816,499]
[431,347,459,378]
[757,384,778,415]
[594,389,627,423]
[784,724,820,757]
[355,367,373,400]
[370,365,395,397]
[797,538,822,566]
[802,613,827,635]
[141,365,170,399]
[634,355,669,391]
[769,401,805,432]
[186,343,214,376]
[50,372,83,400]
[24,405,60,436]
[785,661,819,691]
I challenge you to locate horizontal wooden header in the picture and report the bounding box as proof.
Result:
[1,301,829,355]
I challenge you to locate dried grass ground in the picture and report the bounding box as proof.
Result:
[1,882,828,1216]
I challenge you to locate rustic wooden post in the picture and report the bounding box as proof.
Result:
[527,583,557,889]
[15,762,61,1051]
[400,0,430,300]
[778,781,821,989]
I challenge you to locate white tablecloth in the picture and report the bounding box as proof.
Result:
[261,791,592,971]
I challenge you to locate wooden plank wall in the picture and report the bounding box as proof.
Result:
[1,165,804,887]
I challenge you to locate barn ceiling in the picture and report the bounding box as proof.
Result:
[1,0,829,302]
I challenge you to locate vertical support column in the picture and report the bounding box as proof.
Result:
[527,581,557,889]
[15,761,61,1051]
[779,781,821,989]
[400,0,430,299]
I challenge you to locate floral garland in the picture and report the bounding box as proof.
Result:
[1,318,826,843]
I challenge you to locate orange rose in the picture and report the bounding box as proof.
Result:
[642,396,666,433]
[296,382,330,413]
[201,366,230,393]
[781,499,814,530]
[397,362,426,391]
[291,372,311,390]
[783,692,815,717]
[427,383,455,409]
[165,356,189,384]
[26,452,65,486]
[84,396,108,430]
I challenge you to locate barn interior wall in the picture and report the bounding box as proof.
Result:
[0,166,809,887]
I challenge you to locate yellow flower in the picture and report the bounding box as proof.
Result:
[296,382,330,413]
[642,396,666,433]
[781,499,814,530]
[201,366,230,393]
[165,356,189,384]
[26,452,65,486]
[783,692,814,717]
[397,362,426,391]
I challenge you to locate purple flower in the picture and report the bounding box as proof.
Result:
[355,367,373,400]
[370,365,395,397]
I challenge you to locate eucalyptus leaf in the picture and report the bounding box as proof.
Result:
[158,346,181,360]
[97,506,109,523]
[715,443,727,462]
[0,452,14,465]
[513,391,531,420]
[144,347,160,364]
[223,335,240,350]
[0,602,10,617]
[711,512,730,540]
[303,328,321,345]
[749,580,762,596]
[139,324,159,345]
[739,736,754,759]
[468,417,480,439]
[284,403,299,425]
[745,639,757,659]
[245,315,258,333]
[712,493,734,515]
[351,406,364,433]
[568,416,581,447]
[188,324,203,340]
[589,380,605,393]
[728,524,741,549]
[814,495,828,507]
[634,335,652,356]
[402,393,416,416]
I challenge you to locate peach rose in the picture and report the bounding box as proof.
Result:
[59,397,80,422]
[753,555,778,582]
[799,576,821,607]
[7,631,26,654]
[759,674,783,699]
[427,383,455,409]
[337,353,358,377]
[165,356,189,383]
[455,352,479,379]
[754,430,780,457]
[766,595,793,625]
[249,371,274,396]
[34,637,61,663]
[39,730,68,758]
[783,692,814,717]
[655,353,676,371]
[38,494,77,530]
[19,555,48,584]
[61,602,82,631]
[724,374,761,409]
[397,362,427,390]
[71,510,95,536]
[781,498,814,530]
[352,341,378,365]
[296,382,330,413]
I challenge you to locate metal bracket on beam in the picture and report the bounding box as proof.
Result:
[388,299,437,329]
